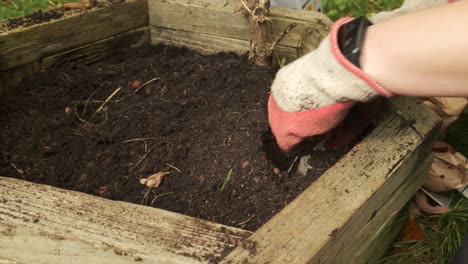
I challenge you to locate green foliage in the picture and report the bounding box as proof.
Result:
[0,0,73,21]
[380,193,468,264]
[445,110,468,157]
[322,0,404,20]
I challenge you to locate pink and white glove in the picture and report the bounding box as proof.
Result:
[268,0,456,152]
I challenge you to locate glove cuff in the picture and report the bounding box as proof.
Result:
[330,18,393,98]
[270,18,391,113]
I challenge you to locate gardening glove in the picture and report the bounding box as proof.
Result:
[268,0,457,152]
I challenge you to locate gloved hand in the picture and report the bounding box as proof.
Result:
[268,0,456,152]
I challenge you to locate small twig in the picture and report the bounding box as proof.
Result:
[123,137,160,143]
[73,100,106,103]
[11,163,24,174]
[73,104,95,127]
[74,122,90,131]
[132,146,157,170]
[238,214,255,226]
[124,138,147,150]
[237,110,257,123]
[134,77,160,94]
[67,133,84,137]
[60,72,73,82]
[141,187,153,205]
[143,141,148,153]
[287,156,299,174]
[240,0,252,13]
[82,89,99,116]
[150,192,175,206]
[95,87,122,114]
[104,109,108,122]
[165,163,181,173]
[268,23,297,56]
[124,139,173,155]
[114,77,160,103]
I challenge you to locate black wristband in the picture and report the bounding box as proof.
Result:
[337,17,373,68]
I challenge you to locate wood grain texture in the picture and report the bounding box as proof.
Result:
[0,27,148,95]
[151,26,298,61]
[0,62,39,95]
[148,0,330,58]
[41,27,148,69]
[0,176,252,264]
[221,97,440,263]
[0,0,148,72]
[352,153,432,264]
[350,150,432,264]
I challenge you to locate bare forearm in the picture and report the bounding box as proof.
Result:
[361,1,468,97]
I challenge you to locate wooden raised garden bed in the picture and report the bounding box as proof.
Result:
[0,0,440,263]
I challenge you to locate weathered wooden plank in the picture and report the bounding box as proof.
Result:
[0,176,252,264]
[221,97,440,263]
[354,178,420,264]
[344,153,432,263]
[151,26,298,61]
[0,62,39,96]
[0,0,148,72]
[0,27,148,95]
[41,27,148,68]
[148,0,330,55]
[356,214,403,264]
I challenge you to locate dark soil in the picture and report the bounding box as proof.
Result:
[1,0,124,31]
[0,45,355,230]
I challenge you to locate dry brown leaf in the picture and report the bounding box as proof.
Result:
[140,172,170,188]
[423,97,467,136]
[415,191,451,215]
[400,218,426,242]
[423,141,468,192]
[412,97,467,215]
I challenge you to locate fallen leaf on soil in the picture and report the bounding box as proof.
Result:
[400,218,426,241]
[140,172,170,188]
[241,161,249,168]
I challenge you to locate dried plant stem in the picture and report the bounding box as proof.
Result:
[95,87,122,114]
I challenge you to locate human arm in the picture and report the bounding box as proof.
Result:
[268,0,465,152]
[362,0,468,97]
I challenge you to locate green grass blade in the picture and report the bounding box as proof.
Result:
[219,168,233,192]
